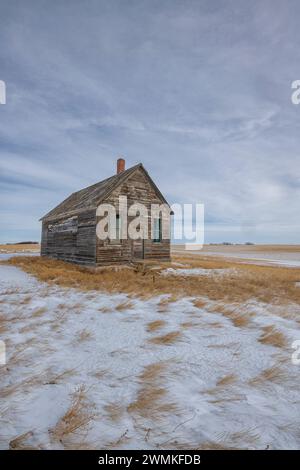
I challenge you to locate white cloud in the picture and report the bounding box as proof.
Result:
[0,0,300,242]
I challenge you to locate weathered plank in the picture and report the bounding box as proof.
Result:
[41,166,171,266]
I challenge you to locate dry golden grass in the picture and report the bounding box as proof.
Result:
[148,330,182,345]
[50,385,95,449]
[230,313,251,328]
[0,374,44,399]
[157,295,178,312]
[0,324,6,334]
[9,431,37,450]
[249,365,288,385]
[128,387,168,417]
[258,325,287,348]
[98,306,113,313]
[128,362,177,419]
[146,319,167,332]
[210,303,253,328]
[0,313,6,323]
[204,374,239,398]
[180,321,199,329]
[193,298,207,309]
[207,321,223,328]
[139,362,166,381]
[4,254,300,305]
[0,243,40,253]
[216,373,237,386]
[3,312,27,324]
[115,300,134,311]
[104,402,124,422]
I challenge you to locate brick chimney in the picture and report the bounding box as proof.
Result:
[117,158,125,174]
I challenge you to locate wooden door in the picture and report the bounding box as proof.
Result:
[132,239,144,260]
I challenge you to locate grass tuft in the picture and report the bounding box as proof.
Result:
[104,402,124,422]
[258,325,287,348]
[50,385,95,449]
[249,365,288,385]
[148,331,182,345]
[146,320,167,332]
[216,373,237,386]
[115,300,134,311]
[128,362,177,419]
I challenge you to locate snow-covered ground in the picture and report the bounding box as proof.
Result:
[0,260,300,449]
[0,252,39,261]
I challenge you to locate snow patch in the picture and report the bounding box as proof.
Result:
[0,263,299,449]
[161,267,233,277]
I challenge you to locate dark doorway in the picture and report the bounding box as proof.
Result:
[132,239,144,260]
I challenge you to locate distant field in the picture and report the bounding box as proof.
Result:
[172,244,300,253]
[0,244,40,253]
[172,244,300,267]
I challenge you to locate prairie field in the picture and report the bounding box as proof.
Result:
[5,253,300,304]
[172,244,300,267]
[0,244,40,254]
[0,249,300,449]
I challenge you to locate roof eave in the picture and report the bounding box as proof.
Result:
[39,162,172,222]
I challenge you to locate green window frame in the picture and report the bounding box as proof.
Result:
[153,217,162,243]
[110,214,121,244]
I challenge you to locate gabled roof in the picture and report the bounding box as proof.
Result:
[40,163,170,222]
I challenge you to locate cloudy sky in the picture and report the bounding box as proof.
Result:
[0,0,300,244]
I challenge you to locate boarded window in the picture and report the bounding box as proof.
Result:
[48,217,78,234]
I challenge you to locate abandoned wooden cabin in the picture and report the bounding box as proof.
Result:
[40,159,172,265]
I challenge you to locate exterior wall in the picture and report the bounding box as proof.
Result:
[96,168,171,265]
[41,168,171,266]
[41,209,96,265]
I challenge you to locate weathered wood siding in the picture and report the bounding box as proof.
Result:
[41,209,96,265]
[41,167,171,266]
[96,168,170,264]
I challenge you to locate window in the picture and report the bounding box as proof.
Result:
[48,216,78,234]
[110,214,121,244]
[153,217,162,242]
[116,214,121,241]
